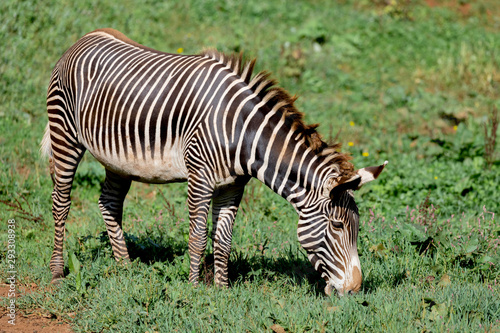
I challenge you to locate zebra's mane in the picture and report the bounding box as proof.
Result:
[201,49,354,177]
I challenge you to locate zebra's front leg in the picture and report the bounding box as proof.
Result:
[187,176,214,285]
[98,169,132,262]
[211,183,246,287]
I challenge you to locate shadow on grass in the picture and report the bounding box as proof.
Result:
[83,230,325,294]
[125,232,187,264]
[201,249,325,296]
[81,231,399,296]
[77,231,187,266]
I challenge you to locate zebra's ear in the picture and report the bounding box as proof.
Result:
[356,160,388,188]
[328,175,362,199]
[326,161,387,199]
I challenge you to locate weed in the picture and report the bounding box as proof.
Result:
[484,105,499,169]
[158,189,177,218]
[0,194,43,223]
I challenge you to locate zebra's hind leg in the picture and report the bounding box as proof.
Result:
[211,181,247,287]
[50,145,86,283]
[186,175,214,285]
[98,169,132,263]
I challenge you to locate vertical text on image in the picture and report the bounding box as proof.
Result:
[7,218,16,325]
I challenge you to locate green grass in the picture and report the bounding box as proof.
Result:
[1,0,499,332]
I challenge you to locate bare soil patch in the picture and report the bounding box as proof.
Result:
[0,284,73,333]
[424,0,500,24]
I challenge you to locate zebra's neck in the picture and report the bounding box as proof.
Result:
[261,147,335,210]
[236,107,334,209]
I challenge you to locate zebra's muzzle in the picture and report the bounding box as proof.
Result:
[324,282,335,296]
[324,281,344,297]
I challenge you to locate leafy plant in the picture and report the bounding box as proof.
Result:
[68,251,83,293]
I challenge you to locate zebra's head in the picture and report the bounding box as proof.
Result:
[298,161,388,297]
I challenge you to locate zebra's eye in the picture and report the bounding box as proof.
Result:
[331,220,344,229]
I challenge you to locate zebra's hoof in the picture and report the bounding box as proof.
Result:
[51,273,65,285]
[51,278,64,285]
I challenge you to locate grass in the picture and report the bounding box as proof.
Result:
[1,0,499,331]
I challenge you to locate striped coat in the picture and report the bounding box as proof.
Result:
[42,29,387,295]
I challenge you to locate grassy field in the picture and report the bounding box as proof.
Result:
[1,0,499,331]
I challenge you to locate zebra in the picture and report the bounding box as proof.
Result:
[40,28,387,296]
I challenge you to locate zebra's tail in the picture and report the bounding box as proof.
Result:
[40,122,55,184]
[40,122,52,158]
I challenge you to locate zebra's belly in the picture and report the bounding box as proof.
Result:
[88,149,189,184]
